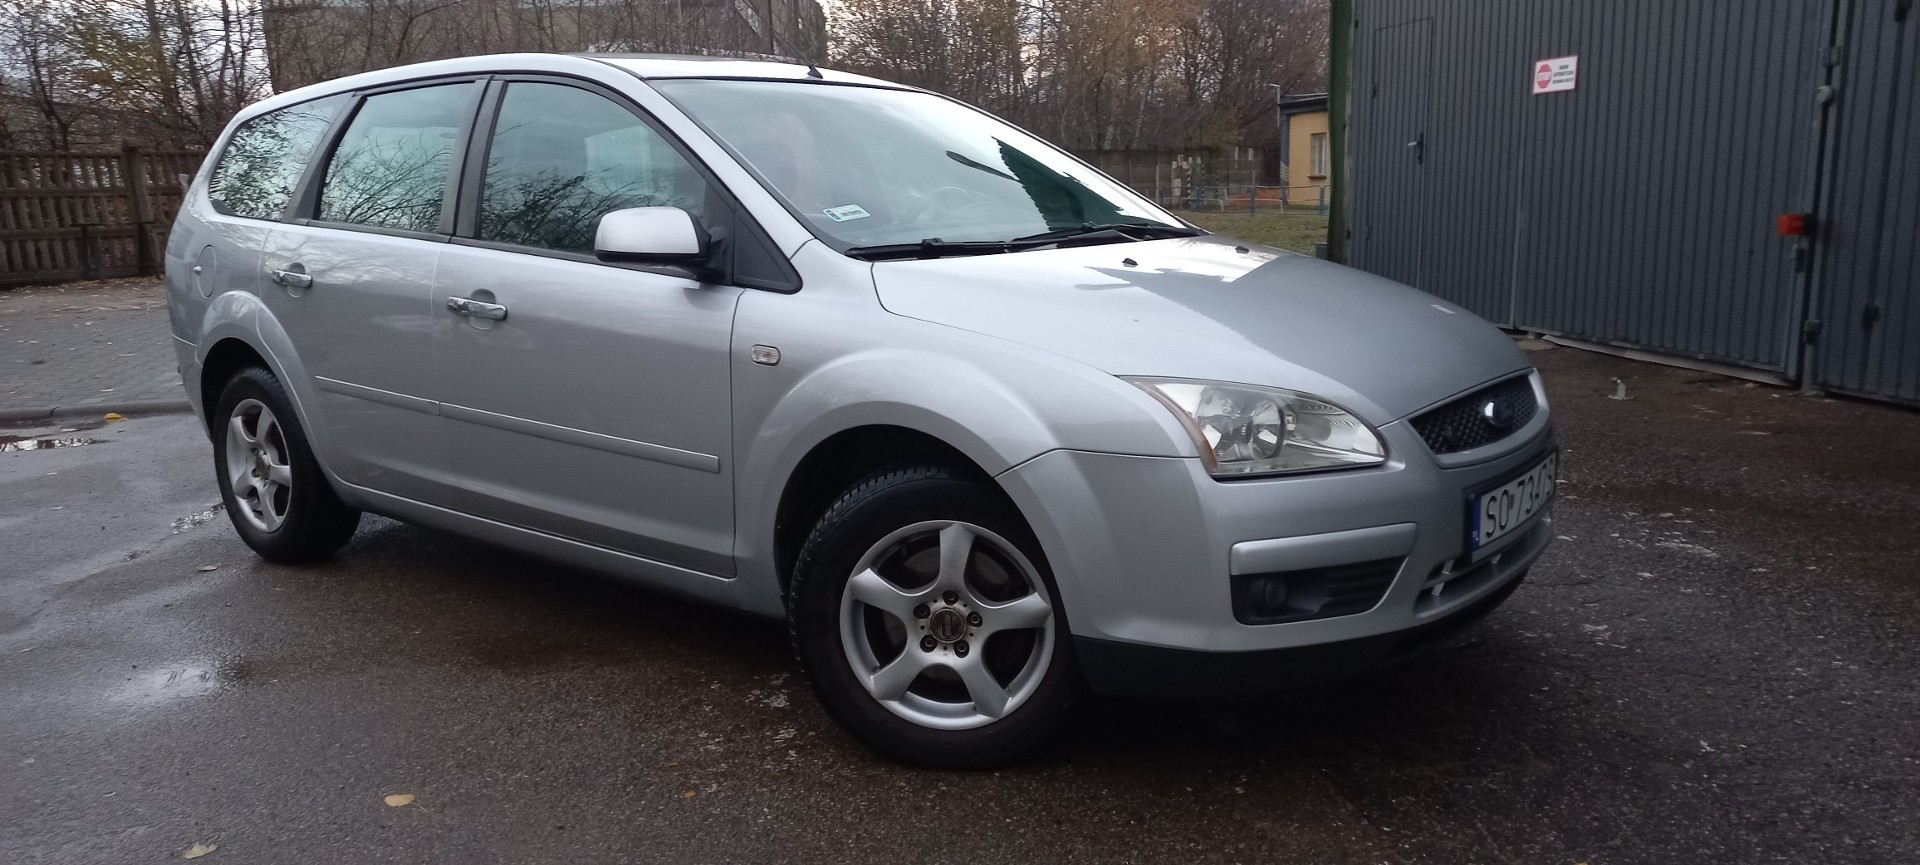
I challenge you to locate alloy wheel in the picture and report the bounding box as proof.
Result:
[838,520,1057,730]
[224,398,292,532]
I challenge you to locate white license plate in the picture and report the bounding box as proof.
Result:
[1472,453,1557,550]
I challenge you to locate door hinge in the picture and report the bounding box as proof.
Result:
[1862,300,1884,330]
[1896,0,1911,23]
[1802,318,1824,343]
[1791,245,1810,272]
[1820,45,1844,67]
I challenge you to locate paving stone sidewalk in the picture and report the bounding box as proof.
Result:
[0,278,186,420]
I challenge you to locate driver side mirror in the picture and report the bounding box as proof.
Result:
[595,206,711,264]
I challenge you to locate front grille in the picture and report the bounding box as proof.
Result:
[1410,375,1539,455]
[1231,557,1403,625]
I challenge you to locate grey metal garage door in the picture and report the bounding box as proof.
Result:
[1813,0,1920,404]
[1352,17,1433,290]
[1349,0,1828,375]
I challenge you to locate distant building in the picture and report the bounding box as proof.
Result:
[1274,92,1328,210]
[260,0,826,93]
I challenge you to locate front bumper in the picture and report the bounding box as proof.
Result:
[1074,565,1530,697]
[997,409,1556,697]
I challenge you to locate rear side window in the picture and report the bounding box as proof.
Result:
[318,82,479,233]
[208,95,346,220]
[478,82,710,254]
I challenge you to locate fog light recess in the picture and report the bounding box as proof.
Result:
[1231,558,1403,625]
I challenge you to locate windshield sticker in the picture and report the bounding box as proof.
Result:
[822,204,872,222]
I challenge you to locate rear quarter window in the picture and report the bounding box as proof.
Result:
[208,94,347,220]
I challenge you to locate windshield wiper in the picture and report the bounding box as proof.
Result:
[1010,222,1205,243]
[844,222,1207,261]
[843,238,1038,261]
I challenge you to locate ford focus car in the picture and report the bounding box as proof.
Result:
[166,53,1556,767]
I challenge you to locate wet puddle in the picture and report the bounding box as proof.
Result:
[108,659,247,708]
[171,502,226,533]
[0,434,99,452]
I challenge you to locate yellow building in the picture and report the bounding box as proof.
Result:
[1275,93,1330,211]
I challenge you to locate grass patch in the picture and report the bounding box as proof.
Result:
[1179,211,1329,256]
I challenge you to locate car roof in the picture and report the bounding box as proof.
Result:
[585,53,904,88]
[230,52,911,128]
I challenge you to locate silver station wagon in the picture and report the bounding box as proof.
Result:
[168,53,1556,767]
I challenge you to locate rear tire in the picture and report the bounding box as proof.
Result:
[789,464,1077,768]
[211,366,360,562]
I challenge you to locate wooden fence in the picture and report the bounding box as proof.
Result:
[0,148,205,287]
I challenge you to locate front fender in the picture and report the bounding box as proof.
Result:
[727,277,1197,617]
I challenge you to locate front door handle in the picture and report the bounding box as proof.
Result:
[267,267,312,289]
[446,296,508,321]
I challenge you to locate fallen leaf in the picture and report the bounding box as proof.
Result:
[197,565,219,572]
[183,842,217,859]
[384,793,415,807]
[683,790,697,798]
[103,412,126,422]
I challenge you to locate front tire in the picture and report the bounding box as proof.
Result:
[789,464,1077,768]
[211,366,360,562]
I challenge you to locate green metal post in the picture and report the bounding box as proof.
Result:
[1327,0,1352,263]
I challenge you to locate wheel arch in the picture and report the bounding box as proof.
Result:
[198,337,272,431]
[772,424,1014,598]
[192,310,349,502]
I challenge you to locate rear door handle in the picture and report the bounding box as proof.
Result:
[267,267,311,289]
[446,296,508,321]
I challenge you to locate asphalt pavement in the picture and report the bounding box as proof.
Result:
[2,345,1917,864]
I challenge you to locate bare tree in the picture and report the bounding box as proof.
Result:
[0,0,88,149]
[2,0,1311,157]
[0,0,274,148]
[1,0,826,149]
[834,0,1327,153]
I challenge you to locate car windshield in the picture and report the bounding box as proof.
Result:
[651,79,1184,252]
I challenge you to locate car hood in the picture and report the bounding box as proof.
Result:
[870,235,1531,424]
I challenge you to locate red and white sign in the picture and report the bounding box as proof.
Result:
[1532,55,1579,95]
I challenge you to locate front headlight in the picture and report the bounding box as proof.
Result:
[1127,378,1386,477]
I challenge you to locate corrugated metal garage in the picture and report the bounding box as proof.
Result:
[1335,0,1918,405]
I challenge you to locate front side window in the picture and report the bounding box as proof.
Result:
[478,82,709,254]
[651,79,1180,250]
[1310,132,1330,178]
[208,94,346,220]
[318,82,479,232]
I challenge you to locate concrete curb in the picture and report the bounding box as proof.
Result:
[0,398,193,423]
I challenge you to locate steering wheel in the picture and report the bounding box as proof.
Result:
[895,186,978,225]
